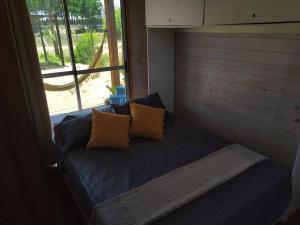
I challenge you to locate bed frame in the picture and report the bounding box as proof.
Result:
[63,170,290,225]
[62,143,300,225]
[286,143,300,218]
[62,172,90,225]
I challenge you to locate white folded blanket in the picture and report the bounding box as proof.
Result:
[90,144,267,225]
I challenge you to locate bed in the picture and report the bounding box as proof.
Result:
[55,108,292,225]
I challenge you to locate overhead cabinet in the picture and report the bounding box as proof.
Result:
[145,0,204,27]
[205,0,300,25]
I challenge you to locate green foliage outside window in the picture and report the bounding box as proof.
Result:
[75,33,98,64]
[27,0,123,67]
[69,0,103,31]
[115,8,122,40]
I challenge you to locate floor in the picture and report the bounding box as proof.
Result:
[45,167,85,225]
[279,213,300,225]
[45,167,300,225]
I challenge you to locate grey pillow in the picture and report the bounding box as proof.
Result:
[111,92,166,115]
[55,105,113,150]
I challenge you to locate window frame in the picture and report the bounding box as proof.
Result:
[41,0,129,112]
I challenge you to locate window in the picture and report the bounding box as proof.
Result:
[26,0,128,115]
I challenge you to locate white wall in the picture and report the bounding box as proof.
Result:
[147,28,175,111]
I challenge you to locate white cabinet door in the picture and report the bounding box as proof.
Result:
[205,0,300,25]
[145,0,171,26]
[146,0,204,27]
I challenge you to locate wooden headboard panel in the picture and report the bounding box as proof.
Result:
[126,0,148,99]
[175,32,300,169]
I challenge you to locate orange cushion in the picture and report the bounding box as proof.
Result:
[87,109,130,149]
[130,103,165,140]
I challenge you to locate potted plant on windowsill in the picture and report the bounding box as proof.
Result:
[106,85,126,104]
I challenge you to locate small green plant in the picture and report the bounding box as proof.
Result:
[115,8,122,40]
[106,85,116,95]
[46,29,55,42]
[38,53,46,63]
[38,53,61,65]
[75,33,98,64]
[99,53,109,67]
[47,54,61,64]
[64,53,71,64]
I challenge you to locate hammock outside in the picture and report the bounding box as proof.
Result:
[44,31,107,92]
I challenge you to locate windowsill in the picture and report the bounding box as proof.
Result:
[50,105,108,128]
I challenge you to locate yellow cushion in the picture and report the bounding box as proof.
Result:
[87,109,130,149]
[130,103,165,140]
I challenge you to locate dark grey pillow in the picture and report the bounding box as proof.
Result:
[111,92,165,115]
[110,101,130,115]
[55,105,113,148]
[133,92,166,109]
[55,105,114,169]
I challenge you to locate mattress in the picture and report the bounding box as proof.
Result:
[58,116,291,225]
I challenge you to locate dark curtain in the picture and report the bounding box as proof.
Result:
[5,0,56,164]
[0,1,56,224]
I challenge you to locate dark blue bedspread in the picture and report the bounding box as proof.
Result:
[57,116,291,225]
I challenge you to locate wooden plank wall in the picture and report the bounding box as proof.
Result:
[126,0,148,98]
[175,32,300,169]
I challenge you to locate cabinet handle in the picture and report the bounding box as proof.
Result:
[168,18,171,22]
[252,13,256,18]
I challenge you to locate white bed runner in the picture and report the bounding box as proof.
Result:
[90,144,267,225]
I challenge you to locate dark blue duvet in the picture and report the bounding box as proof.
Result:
[56,115,291,225]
